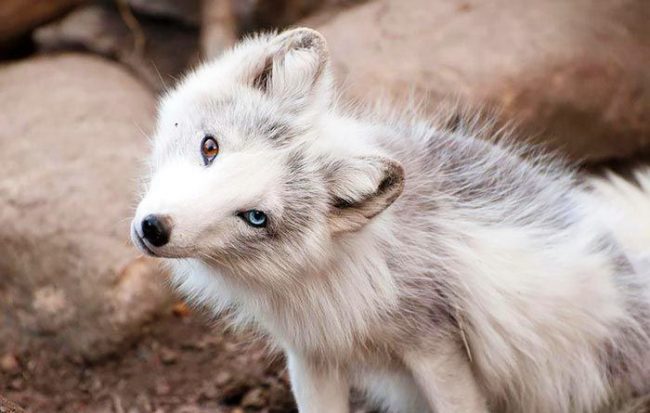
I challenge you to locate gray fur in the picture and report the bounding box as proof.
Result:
[132,28,650,413]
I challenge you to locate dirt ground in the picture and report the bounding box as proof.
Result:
[0,304,298,413]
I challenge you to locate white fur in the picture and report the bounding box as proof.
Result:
[132,29,650,413]
[589,169,650,262]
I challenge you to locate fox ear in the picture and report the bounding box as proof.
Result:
[251,28,329,102]
[325,156,405,234]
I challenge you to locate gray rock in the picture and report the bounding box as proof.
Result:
[306,0,650,162]
[0,54,171,361]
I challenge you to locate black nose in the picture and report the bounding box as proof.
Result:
[141,214,171,247]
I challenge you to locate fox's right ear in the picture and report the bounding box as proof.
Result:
[248,28,329,104]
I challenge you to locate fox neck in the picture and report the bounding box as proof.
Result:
[172,211,401,359]
[270,214,400,355]
[259,112,401,355]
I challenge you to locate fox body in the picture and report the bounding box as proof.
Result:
[132,28,650,412]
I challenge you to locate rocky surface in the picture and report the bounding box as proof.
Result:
[33,3,199,93]
[0,0,83,46]
[0,54,171,361]
[0,395,25,413]
[307,0,650,162]
[200,0,364,59]
[0,310,297,413]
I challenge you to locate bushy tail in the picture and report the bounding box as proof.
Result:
[589,168,650,260]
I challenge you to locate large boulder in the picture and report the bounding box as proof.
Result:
[0,54,171,361]
[306,0,650,162]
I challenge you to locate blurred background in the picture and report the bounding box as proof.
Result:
[0,0,648,412]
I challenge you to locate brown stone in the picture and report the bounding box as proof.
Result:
[306,0,650,162]
[33,4,200,93]
[241,387,266,408]
[0,353,19,375]
[159,346,179,364]
[200,0,363,59]
[129,0,200,27]
[0,396,25,413]
[0,54,171,360]
[0,0,83,45]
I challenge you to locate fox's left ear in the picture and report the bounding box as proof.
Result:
[250,28,329,103]
[324,156,405,234]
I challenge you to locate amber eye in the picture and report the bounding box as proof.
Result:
[200,135,219,166]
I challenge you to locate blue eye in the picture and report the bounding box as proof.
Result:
[240,210,267,228]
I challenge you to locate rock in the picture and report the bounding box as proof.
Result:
[200,0,362,59]
[129,0,200,27]
[33,4,199,92]
[0,396,25,413]
[231,0,322,34]
[231,0,361,34]
[159,346,179,364]
[306,0,650,162]
[7,379,23,391]
[199,381,219,400]
[0,0,83,46]
[154,379,172,396]
[214,371,232,386]
[0,354,19,375]
[0,54,171,361]
[134,394,152,413]
[241,387,266,408]
[173,406,224,413]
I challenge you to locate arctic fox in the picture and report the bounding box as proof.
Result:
[131,28,650,412]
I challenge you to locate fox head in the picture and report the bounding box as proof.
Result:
[131,28,404,286]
